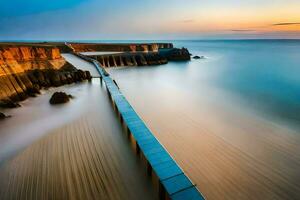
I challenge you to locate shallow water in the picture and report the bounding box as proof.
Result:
[62,53,100,76]
[108,40,300,200]
[0,56,157,200]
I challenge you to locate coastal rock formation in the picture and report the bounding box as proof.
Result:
[85,70,92,80]
[193,55,204,59]
[83,46,190,68]
[160,48,191,61]
[49,92,72,105]
[0,99,21,108]
[0,44,91,105]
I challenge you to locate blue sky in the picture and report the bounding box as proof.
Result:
[1,0,85,17]
[1,0,300,40]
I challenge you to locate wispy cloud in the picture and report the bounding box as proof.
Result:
[180,19,194,23]
[272,22,300,26]
[229,22,300,32]
[230,29,256,32]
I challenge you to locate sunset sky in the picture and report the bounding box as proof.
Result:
[1,0,300,40]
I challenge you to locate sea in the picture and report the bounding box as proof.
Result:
[108,40,300,199]
[1,39,300,199]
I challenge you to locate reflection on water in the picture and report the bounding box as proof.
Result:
[109,40,300,200]
[0,56,157,200]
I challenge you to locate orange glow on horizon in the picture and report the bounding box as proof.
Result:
[156,3,300,37]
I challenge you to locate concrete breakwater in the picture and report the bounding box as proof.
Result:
[82,49,191,68]
[70,43,174,53]
[87,52,168,68]
[66,42,190,68]
[0,44,90,105]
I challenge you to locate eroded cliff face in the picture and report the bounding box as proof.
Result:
[0,45,90,104]
[0,46,65,73]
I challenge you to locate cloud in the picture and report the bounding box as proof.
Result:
[180,19,194,23]
[272,22,300,26]
[230,29,256,32]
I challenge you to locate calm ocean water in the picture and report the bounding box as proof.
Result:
[174,40,300,130]
[109,40,300,130]
[108,40,300,199]
[2,40,299,199]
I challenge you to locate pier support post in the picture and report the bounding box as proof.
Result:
[147,161,152,176]
[136,142,141,155]
[127,127,131,138]
[120,114,124,124]
[158,182,166,200]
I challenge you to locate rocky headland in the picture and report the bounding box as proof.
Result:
[0,42,191,107]
[0,44,91,108]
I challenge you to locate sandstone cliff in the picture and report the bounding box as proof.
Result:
[0,45,90,104]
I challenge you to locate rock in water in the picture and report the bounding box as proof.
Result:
[85,71,92,81]
[193,55,204,59]
[159,47,191,61]
[0,99,21,108]
[0,112,6,119]
[49,92,71,105]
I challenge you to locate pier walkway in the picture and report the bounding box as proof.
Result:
[74,53,205,200]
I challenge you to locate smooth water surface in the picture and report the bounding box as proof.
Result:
[0,55,157,200]
[109,40,300,200]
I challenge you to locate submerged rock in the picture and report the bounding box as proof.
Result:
[0,112,6,119]
[193,55,204,59]
[159,47,191,61]
[85,71,92,81]
[49,92,72,105]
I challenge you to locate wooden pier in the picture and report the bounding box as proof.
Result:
[74,52,205,200]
